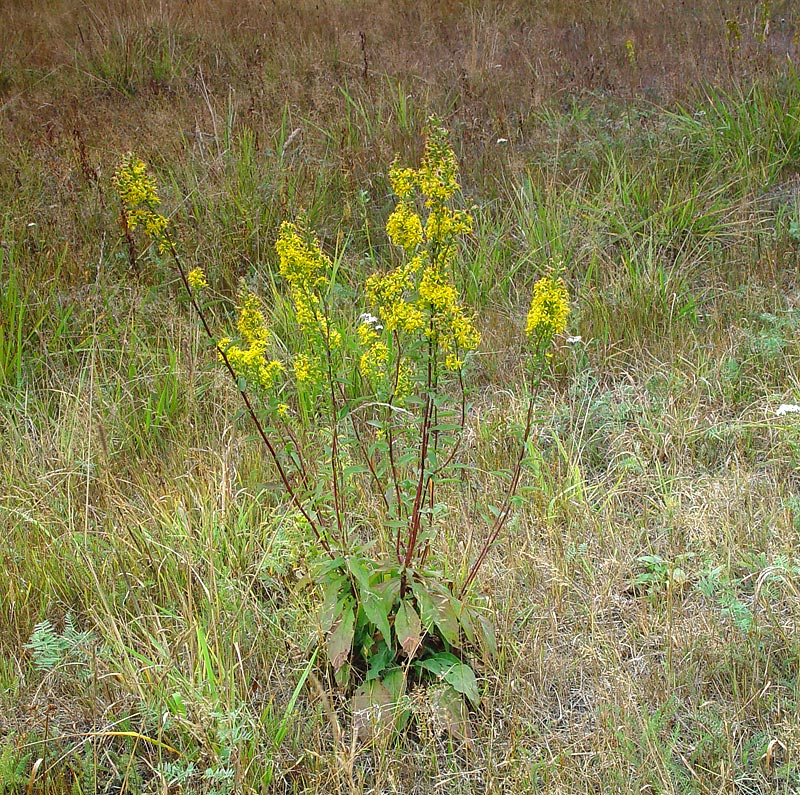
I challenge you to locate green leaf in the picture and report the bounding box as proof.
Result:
[416,651,461,677]
[347,555,371,591]
[319,578,349,633]
[410,579,437,632]
[456,603,476,646]
[366,641,393,682]
[417,653,479,707]
[361,588,393,647]
[327,605,355,672]
[395,599,422,659]
[342,464,370,479]
[477,613,497,657]
[443,662,479,707]
[428,589,460,647]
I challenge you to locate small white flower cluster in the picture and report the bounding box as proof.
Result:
[776,404,800,416]
[358,312,383,330]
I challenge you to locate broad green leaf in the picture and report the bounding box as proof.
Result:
[327,605,354,672]
[382,667,410,732]
[428,589,460,647]
[417,653,479,706]
[394,599,422,659]
[347,556,371,591]
[410,579,437,632]
[315,556,346,577]
[442,662,479,707]
[361,588,392,647]
[366,641,393,682]
[416,651,462,677]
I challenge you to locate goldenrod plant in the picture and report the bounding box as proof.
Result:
[114,119,568,733]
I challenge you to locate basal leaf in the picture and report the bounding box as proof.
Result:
[442,662,479,707]
[434,684,472,740]
[352,679,393,740]
[416,651,461,677]
[327,605,355,672]
[361,588,392,647]
[428,589,460,647]
[395,599,422,659]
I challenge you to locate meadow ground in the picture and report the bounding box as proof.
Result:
[2,1,800,792]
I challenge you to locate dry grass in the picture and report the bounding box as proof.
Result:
[2,0,800,793]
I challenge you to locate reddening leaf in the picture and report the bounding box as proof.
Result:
[352,679,393,740]
[432,684,472,740]
[327,605,355,672]
[395,599,422,659]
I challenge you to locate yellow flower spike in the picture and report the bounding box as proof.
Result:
[293,352,322,384]
[416,120,460,202]
[525,275,570,341]
[236,292,269,346]
[359,340,389,380]
[112,152,162,211]
[275,220,331,292]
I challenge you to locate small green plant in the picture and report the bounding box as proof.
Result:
[113,121,570,730]
[0,734,31,795]
[24,615,96,677]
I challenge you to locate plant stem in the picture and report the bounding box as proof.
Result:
[167,238,333,557]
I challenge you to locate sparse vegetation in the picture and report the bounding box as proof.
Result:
[2,1,800,792]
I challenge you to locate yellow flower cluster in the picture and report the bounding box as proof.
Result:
[362,120,479,377]
[112,153,170,252]
[386,202,424,251]
[275,220,341,353]
[219,291,284,392]
[525,275,570,341]
[365,258,425,335]
[187,267,208,291]
[293,352,322,383]
[417,123,460,203]
[359,339,389,380]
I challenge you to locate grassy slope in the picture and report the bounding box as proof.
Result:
[2,1,800,792]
